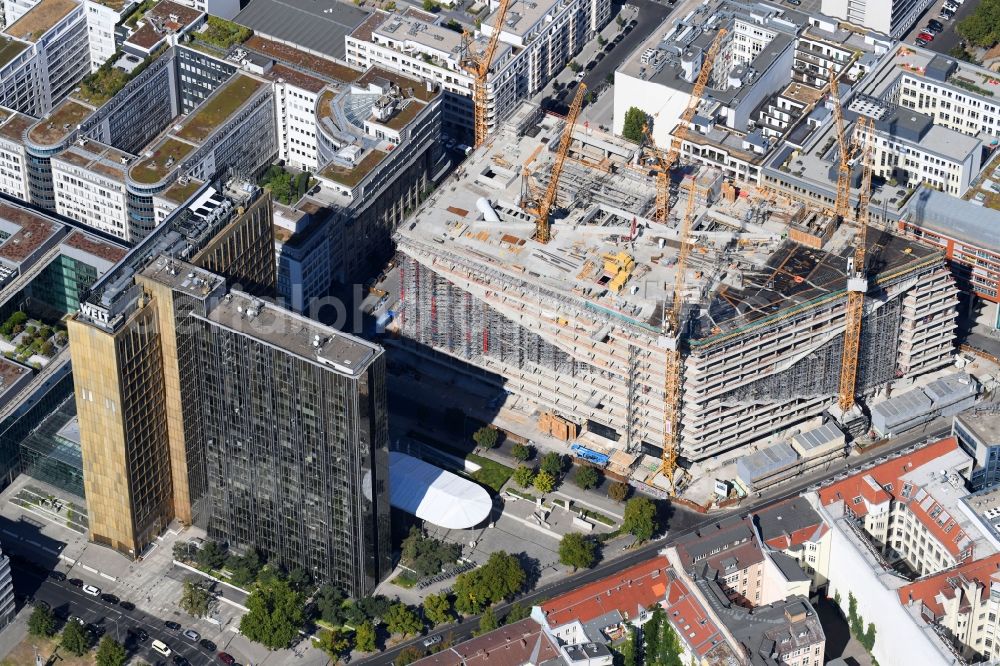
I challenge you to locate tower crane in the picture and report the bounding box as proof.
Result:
[523,83,586,243]
[830,69,852,223]
[660,175,698,495]
[837,115,875,415]
[461,0,515,149]
[648,28,727,221]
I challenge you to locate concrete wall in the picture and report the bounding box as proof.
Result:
[613,71,690,149]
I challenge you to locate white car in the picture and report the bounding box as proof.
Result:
[82,584,101,597]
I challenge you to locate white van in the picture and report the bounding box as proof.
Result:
[151,639,172,656]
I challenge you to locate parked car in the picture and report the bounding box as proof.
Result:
[165,620,182,631]
[172,656,190,666]
[218,653,236,665]
[100,593,119,604]
[47,571,66,582]
[915,37,928,46]
[423,635,443,648]
[82,585,101,597]
[200,639,217,651]
[917,32,935,42]
[928,19,944,30]
[183,629,200,642]
[68,578,83,587]
[86,623,106,638]
[131,627,149,642]
[151,639,172,657]
[924,24,941,34]
[119,600,135,611]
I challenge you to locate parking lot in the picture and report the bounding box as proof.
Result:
[903,0,976,55]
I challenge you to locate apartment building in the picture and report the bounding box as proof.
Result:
[821,0,933,39]
[84,0,135,71]
[817,437,981,577]
[755,497,833,591]
[0,0,91,117]
[347,0,609,142]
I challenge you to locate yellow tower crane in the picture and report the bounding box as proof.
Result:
[837,115,875,415]
[647,28,727,221]
[524,83,586,243]
[830,70,853,223]
[661,175,699,495]
[461,0,515,149]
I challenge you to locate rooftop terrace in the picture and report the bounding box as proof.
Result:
[0,36,28,70]
[26,100,94,147]
[5,0,78,42]
[159,177,204,205]
[320,149,386,188]
[176,74,266,143]
[242,35,360,83]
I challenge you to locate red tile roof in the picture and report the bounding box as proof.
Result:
[540,557,670,628]
[817,437,971,558]
[664,571,728,658]
[898,553,1000,618]
[412,618,559,666]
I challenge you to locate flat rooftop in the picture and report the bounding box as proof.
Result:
[176,74,267,143]
[320,149,386,187]
[125,0,203,51]
[0,358,30,395]
[243,35,360,84]
[0,36,28,70]
[26,99,95,147]
[5,0,77,42]
[0,108,32,143]
[235,0,369,61]
[53,140,133,181]
[203,289,381,375]
[159,177,204,205]
[62,230,128,264]
[483,0,564,39]
[130,137,196,185]
[0,203,61,265]
[369,11,464,59]
[956,409,1000,443]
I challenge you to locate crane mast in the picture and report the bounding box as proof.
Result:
[524,83,586,243]
[461,0,514,148]
[837,115,875,414]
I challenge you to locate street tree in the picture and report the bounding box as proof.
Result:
[239,579,306,650]
[540,452,566,478]
[472,426,499,449]
[622,497,658,541]
[27,603,55,637]
[574,466,600,490]
[395,646,425,666]
[622,106,647,143]
[95,636,127,666]
[514,465,535,488]
[385,603,423,637]
[61,619,90,656]
[453,551,526,614]
[533,469,556,493]
[355,620,377,652]
[608,481,630,503]
[423,593,453,626]
[315,585,346,624]
[477,606,499,635]
[559,532,597,570]
[511,443,534,461]
[315,628,352,661]
[195,540,227,570]
[179,577,211,617]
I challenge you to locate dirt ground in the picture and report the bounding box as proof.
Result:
[1,635,97,666]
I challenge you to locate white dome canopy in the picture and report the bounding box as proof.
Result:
[388,451,493,529]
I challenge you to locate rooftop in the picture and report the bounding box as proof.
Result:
[897,553,1000,619]
[52,140,132,181]
[176,74,266,143]
[267,63,327,94]
[0,36,28,70]
[319,149,386,188]
[0,358,30,396]
[0,109,32,143]
[242,35,360,84]
[356,67,437,103]
[539,556,669,628]
[202,289,381,376]
[674,516,765,579]
[125,0,204,51]
[411,619,560,666]
[26,99,94,147]
[235,0,369,61]
[662,569,736,661]
[5,0,78,42]
[818,437,981,560]
[0,203,62,265]
[62,230,128,264]
[158,178,205,205]
[904,187,1000,254]
[387,452,492,529]
[129,137,196,185]
[955,409,1000,444]
[754,497,827,551]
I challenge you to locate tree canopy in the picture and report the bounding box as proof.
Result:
[28,604,55,638]
[958,0,1000,48]
[559,532,597,570]
[355,620,377,652]
[574,466,600,490]
[401,527,462,577]
[239,578,306,650]
[533,469,556,493]
[622,497,658,541]
[180,577,212,617]
[385,603,423,637]
[61,620,90,656]
[453,551,526,614]
[514,465,535,488]
[423,593,454,626]
[608,481,630,502]
[96,636,127,666]
[622,106,648,143]
[473,426,499,449]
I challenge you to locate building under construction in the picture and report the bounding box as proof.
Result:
[394,106,958,468]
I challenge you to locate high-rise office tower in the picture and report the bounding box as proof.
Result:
[70,184,392,594]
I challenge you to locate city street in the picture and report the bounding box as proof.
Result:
[357,420,952,665]
[902,0,977,55]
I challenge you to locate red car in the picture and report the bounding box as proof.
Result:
[917,31,935,41]
[217,653,235,665]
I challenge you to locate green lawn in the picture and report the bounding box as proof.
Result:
[467,454,514,492]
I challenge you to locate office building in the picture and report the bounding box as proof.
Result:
[954,409,1000,491]
[0,545,13,630]
[821,0,933,39]
[84,0,136,71]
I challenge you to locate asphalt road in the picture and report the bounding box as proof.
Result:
[10,559,224,666]
[358,421,953,665]
[905,0,978,55]
[582,0,671,91]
